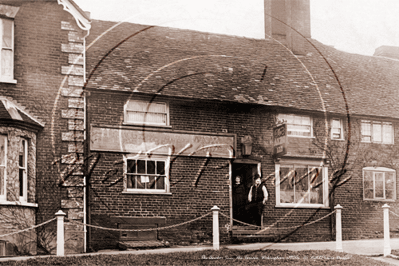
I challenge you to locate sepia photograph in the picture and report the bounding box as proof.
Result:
[0,0,399,265]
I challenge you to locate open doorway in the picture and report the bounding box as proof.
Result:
[232,162,260,224]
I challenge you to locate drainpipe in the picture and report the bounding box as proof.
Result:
[82,29,90,253]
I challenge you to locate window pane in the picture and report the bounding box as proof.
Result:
[156,176,165,189]
[386,189,394,200]
[147,160,155,174]
[147,103,166,113]
[375,172,384,198]
[19,168,23,197]
[19,139,25,167]
[127,175,134,188]
[127,160,136,173]
[126,111,145,123]
[1,49,12,77]
[148,176,156,189]
[137,160,146,174]
[300,116,311,125]
[136,176,145,189]
[364,171,373,189]
[0,166,4,196]
[361,121,371,141]
[0,135,5,166]
[365,188,373,199]
[386,172,395,190]
[2,19,12,48]
[280,166,294,203]
[294,166,308,203]
[383,123,393,144]
[126,100,149,111]
[310,168,323,204]
[157,161,165,175]
[373,122,382,142]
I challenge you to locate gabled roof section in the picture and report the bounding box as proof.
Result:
[0,97,44,130]
[86,20,399,119]
[57,0,91,31]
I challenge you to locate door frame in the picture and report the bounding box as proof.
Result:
[230,159,261,228]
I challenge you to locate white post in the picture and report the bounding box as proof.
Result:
[383,204,391,256]
[335,204,343,252]
[211,205,220,250]
[55,210,66,256]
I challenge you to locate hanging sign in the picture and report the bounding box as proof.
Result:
[273,124,287,157]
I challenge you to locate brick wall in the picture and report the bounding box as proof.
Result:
[0,1,87,254]
[87,89,399,249]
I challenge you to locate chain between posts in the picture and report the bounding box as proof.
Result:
[220,210,336,231]
[389,210,399,218]
[0,217,57,238]
[66,212,212,232]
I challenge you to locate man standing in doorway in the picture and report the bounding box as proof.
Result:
[248,175,268,226]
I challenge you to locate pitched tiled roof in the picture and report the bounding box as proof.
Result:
[86,20,399,119]
[0,98,44,130]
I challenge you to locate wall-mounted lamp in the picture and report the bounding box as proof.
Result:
[241,135,253,156]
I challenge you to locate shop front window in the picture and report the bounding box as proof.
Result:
[276,161,328,208]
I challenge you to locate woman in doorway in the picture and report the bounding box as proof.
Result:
[233,175,247,224]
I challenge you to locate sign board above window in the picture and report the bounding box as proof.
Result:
[91,126,235,158]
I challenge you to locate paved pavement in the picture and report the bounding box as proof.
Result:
[1,238,399,265]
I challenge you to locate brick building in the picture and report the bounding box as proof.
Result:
[83,0,399,251]
[1,0,399,256]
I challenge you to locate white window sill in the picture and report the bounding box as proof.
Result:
[123,190,172,195]
[287,136,315,139]
[0,201,38,208]
[331,138,345,141]
[123,122,172,129]
[361,141,394,145]
[363,198,395,202]
[276,203,329,209]
[0,79,17,84]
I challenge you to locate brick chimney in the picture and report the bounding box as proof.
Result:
[264,0,311,55]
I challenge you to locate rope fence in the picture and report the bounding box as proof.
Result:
[66,212,212,232]
[0,217,56,238]
[389,210,399,218]
[10,203,395,257]
[220,210,336,231]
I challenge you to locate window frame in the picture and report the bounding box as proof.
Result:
[124,99,170,127]
[277,114,313,138]
[0,18,15,83]
[363,167,396,201]
[361,120,394,144]
[0,135,7,201]
[123,155,170,194]
[331,118,344,140]
[18,138,27,202]
[275,160,329,208]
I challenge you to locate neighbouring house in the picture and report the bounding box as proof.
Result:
[0,0,90,256]
[1,0,399,256]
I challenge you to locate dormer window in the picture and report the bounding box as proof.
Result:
[124,100,169,126]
